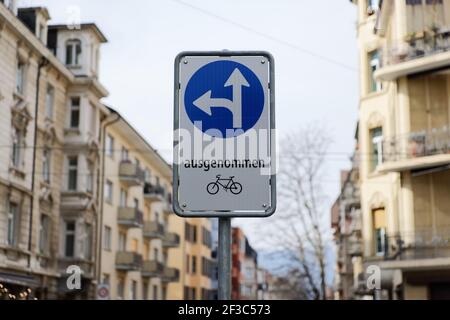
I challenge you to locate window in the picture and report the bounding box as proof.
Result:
[120,188,127,207]
[104,226,111,251]
[42,149,51,183]
[186,254,190,273]
[121,147,129,161]
[105,180,113,203]
[7,202,18,246]
[370,127,383,171]
[134,198,139,209]
[193,225,197,243]
[65,39,82,66]
[192,255,197,274]
[368,50,382,93]
[67,156,78,190]
[102,274,110,285]
[367,0,380,14]
[131,238,138,253]
[84,224,92,259]
[11,127,23,168]
[69,97,80,128]
[39,214,50,254]
[117,278,125,300]
[130,280,137,300]
[118,232,126,251]
[152,285,158,300]
[87,162,94,193]
[373,208,387,255]
[144,168,151,183]
[153,248,159,260]
[202,227,211,247]
[16,61,25,94]
[105,134,114,158]
[64,221,76,257]
[45,85,54,119]
[143,242,149,260]
[143,281,149,300]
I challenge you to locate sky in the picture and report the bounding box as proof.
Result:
[18,0,359,250]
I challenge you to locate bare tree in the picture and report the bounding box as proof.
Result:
[262,124,333,300]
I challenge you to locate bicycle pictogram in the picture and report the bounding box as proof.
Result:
[207,175,243,195]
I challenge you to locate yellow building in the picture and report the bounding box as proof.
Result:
[166,217,213,300]
[99,107,180,300]
[352,0,450,299]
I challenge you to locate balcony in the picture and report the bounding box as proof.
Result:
[117,207,143,228]
[376,28,450,80]
[365,228,450,271]
[143,221,165,239]
[142,260,164,277]
[380,126,450,172]
[162,232,180,248]
[115,251,142,271]
[119,161,145,187]
[161,267,180,283]
[143,183,165,203]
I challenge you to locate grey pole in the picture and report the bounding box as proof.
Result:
[218,218,231,300]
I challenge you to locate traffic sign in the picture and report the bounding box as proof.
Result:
[173,51,276,217]
[96,284,110,300]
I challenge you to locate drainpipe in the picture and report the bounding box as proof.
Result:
[28,57,49,269]
[96,112,120,285]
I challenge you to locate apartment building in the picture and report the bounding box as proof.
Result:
[0,1,108,299]
[351,0,450,299]
[166,217,213,300]
[98,108,179,300]
[331,147,362,300]
[231,227,259,300]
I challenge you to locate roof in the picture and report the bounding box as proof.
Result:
[48,23,107,43]
[105,105,172,179]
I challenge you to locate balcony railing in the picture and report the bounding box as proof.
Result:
[162,232,180,248]
[115,251,142,271]
[142,260,164,277]
[117,207,143,228]
[383,126,450,163]
[369,228,450,262]
[381,28,450,67]
[143,221,165,239]
[119,161,145,186]
[161,267,180,283]
[143,183,165,203]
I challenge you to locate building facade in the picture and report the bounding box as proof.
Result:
[0,1,211,300]
[351,0,450,299]
[166,217,213,300]
[331,148,362,300]
[0,1,107,299]
[98,108,180,300]
[231,227,260,300]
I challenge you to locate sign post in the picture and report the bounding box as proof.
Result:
[173,51,275,300]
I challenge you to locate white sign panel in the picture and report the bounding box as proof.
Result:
[173,51,276,217]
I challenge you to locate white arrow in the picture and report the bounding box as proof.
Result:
[193,68,250,129]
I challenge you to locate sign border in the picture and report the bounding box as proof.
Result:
[173,51,276,218]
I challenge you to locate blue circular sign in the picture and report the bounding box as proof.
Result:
[184,60,264,138]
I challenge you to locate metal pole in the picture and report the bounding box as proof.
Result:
[218,218,231,300]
